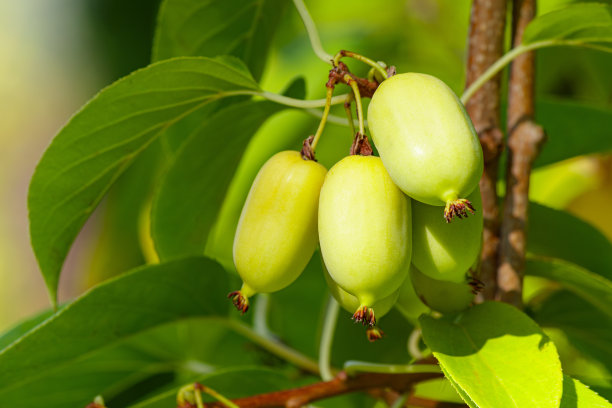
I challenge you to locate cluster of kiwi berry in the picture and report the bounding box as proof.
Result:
[229,58,484,341]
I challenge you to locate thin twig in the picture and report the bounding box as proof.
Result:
[291,0,334,63]
[463,0,508,301]
[203,371,441,408]
[497,0,546,306]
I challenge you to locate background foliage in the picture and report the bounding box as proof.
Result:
[1,0,611,407]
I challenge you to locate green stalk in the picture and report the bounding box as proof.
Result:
[318,296,340,381]
[292,0,333,63]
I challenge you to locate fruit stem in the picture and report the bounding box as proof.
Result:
[344,74,365,137]
[444,198,476,223]
[318,295,340,381]
[334,50,389,80]
[310,86,334,152]
[343,93,356,138]
[291,0,334,64]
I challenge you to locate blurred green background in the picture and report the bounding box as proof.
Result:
[0,0,610,332]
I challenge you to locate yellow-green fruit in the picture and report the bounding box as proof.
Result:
[395,272,429,322]
[367,73,483,219]
[231,151,327,313]
[412,187,483,283]
[410,266,474,314]
[323,264,398,318]
[318,155,411,326]
[324,265,398,342]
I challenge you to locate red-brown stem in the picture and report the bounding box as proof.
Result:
[464,0,507,301]
[202,371,441,408]
[497,0,546,306]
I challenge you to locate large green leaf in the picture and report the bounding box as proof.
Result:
[0,314,294,408]
[28,56,259,306]
[528,203,612,281]
[0,257,229,397]
[523,3,612,45]
[534,99,612,168]
[420,302,562,408]
[0,309,55,351]
[526,257,612,317]
[151,100,283,260]
[531,290,612,376]
[153,0,286,80]
[561,375,612,408]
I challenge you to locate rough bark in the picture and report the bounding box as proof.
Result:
[464,0,508,301]
[497,0,546,306]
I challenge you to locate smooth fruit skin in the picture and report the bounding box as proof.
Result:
[318,155,412,314]
[367,73,483,207]
[410,265,474,314]
[233,151,326,300]
[412,187,483,283]
[323,264,398,318]
[395,272,429,323]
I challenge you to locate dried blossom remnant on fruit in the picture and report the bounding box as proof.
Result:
[353,305,376,327]
[350,133,373,156]
[468,276,485,295]
[301,135,317,161]
[228,291,249,314]
[444,198,476,223]
[366,327,385,342]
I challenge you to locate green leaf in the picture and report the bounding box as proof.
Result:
[528,203,612,281]
[151,100,283,261]
[0,309,55,350]
[534,99,612,168]
[130,367,290,408]
[0,257,229,396]
[523,3,612,45]
[531,290,612,375]
[420,301,563,408]
[0,315,291,408]
[561,375,612,408]
[153,0,287,80]
[28,56,259,306]
[526,257,612,317]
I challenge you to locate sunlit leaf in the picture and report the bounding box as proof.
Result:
[28,56,259,306]
[421,302,563,408]
[560,375,612,408]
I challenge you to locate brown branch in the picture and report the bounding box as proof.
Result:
[464,0,508,301]
[497,0,546,306]
[200,371,440,408]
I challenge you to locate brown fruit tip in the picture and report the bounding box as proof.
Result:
[366,326,385,342]
[468,276,485,295]
[444,198,476,223]
[352,305,376,327]
[228,290,250,314]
